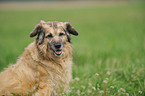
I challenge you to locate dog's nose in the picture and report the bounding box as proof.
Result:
[54,43,61,49]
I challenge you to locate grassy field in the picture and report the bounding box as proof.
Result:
[0,1,145,96]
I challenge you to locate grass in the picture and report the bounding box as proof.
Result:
[0,1,144,96]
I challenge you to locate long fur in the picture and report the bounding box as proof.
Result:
[0,24,74,95]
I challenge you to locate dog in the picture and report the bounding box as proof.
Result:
[0,20,78,96]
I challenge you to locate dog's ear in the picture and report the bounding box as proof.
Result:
[64,22,79,36]
[29,24,42,37]
[29,24,45,45]
[64,22,78,42]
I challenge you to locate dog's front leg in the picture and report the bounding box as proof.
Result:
[34,81,52,96]
[34,87,52,96]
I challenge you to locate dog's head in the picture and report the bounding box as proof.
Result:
[30,20,78,57]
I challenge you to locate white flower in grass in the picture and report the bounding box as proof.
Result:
[68,89,71,93]
[71,87,75,89]
[95,73,99,76]
[110,86,114,89]
[120,88,126,92]
[118,90,120,93]
[126,93,129,96]
[103,80,108,84]
[76,90,80,95]
[92,87,96,91]
[88,83,92,87]
[122,89,126,92]
[75,77,80,81]
[81,85,85,89]
[138,91,142,94]
[81,92,85,95]
[99,90,104,94]
[97,84,100,87]
[61,92,64,95]
[105,78,109,80]
[107,71,111,75]
[33,86,36,90]
[97,88,100,90]
[87,89,92,94]
[121,92,125,94]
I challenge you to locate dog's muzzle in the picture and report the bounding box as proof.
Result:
[54,43,63,56]
[48,42,63,56]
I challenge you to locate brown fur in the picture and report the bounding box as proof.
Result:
[0,20,78,96]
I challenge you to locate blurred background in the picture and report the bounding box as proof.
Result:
[0,0,145,95]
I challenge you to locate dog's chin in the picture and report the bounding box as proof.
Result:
[54,50,62,56]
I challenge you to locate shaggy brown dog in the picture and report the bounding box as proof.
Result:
[0,20,78,96]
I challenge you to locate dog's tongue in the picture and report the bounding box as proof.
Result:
[56,51,62,55]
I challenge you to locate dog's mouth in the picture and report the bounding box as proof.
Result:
[54,50,62,56]
[48,42,63,56]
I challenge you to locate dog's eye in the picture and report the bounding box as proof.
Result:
[46,33,53,38]
[59,33,65,36]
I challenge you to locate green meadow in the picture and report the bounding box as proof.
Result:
[0,2,144,96]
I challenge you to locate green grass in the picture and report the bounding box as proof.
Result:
[0,2,145,96]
